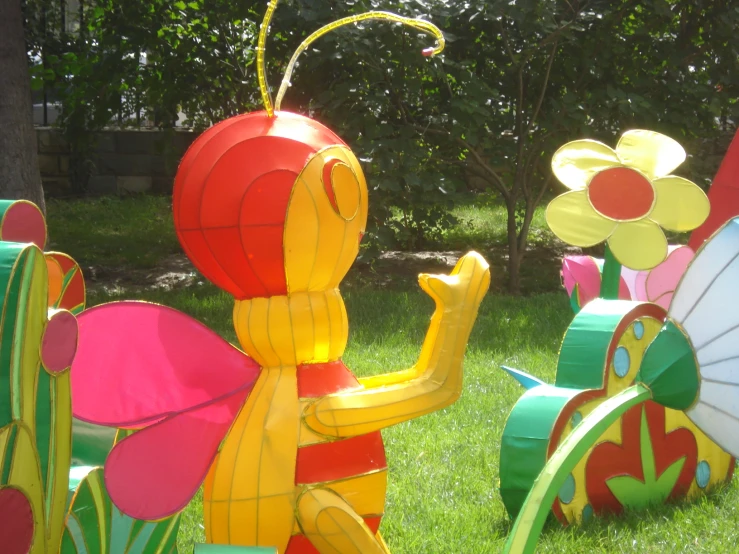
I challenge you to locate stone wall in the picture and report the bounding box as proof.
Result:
[37,128,198,196]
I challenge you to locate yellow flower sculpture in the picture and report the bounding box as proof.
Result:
[546,130,710,270]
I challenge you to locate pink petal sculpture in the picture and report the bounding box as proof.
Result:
[562,245,694,311]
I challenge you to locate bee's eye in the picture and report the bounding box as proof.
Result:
[322,157,360,221]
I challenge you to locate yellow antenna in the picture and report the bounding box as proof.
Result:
[274,12,444,111]
[257,0,280,117]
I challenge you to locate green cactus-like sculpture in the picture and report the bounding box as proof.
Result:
[0,199,75,554]
[0,200,180,554]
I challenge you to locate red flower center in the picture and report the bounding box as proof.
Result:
[588,167,654,221]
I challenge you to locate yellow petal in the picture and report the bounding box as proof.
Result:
[608,219,667,270]
[551,140,620,190]
[546,190,616,247]
[615,130,686,179]
[649,176,709,231]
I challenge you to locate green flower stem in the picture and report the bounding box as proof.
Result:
[600,244,622,300]
[502,384,653,554]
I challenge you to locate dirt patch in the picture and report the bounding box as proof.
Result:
[84,244,580,296]
[84,254,203,295]
[352,243,581,294]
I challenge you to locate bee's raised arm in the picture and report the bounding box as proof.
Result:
[302,252,490,438]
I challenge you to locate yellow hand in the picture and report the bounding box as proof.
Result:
[303,251,490,438]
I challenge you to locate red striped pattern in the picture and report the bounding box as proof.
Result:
[291,360,387,550]
[296,432,386,484]
[297,361,361,398]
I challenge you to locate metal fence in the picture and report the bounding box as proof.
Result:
[30,0,80,126]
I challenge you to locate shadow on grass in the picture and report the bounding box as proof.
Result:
[48,194,573,296]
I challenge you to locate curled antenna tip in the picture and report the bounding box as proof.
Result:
[274,11,445,110]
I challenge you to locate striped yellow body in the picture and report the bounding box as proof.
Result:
[203,289,373,551]
[201,132,490,553]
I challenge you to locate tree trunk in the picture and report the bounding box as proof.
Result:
[0,0,46,213]
[506,201,521,295]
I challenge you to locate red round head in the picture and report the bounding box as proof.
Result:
[173,111,368,300]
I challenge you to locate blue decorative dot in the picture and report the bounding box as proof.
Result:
[614,346,630,377]
[582,503,594,522]
[634,321,645,340]
[696,460,711,489]
[571,411,583,428]
[559,474,576,505]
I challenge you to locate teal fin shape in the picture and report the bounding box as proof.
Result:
[500,366,547,389]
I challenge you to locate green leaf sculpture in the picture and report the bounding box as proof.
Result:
[61,467,181,554]
[605,406,687,509]
[0,200,77,554]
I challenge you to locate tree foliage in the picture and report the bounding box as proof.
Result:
[24,0,739,290]
[263,0,739,290]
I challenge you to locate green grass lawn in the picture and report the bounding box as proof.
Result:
[46,196,181,269]
[46,196,739,553]
[444,194,552,251]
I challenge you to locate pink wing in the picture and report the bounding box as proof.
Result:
[104,384,251,520]
[72,301,259,426]
[72,301,261,519]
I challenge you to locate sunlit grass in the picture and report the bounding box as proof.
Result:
[443,196,552,251]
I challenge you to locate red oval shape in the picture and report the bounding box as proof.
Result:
[588,167,654,221]
[0,487,34,554]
